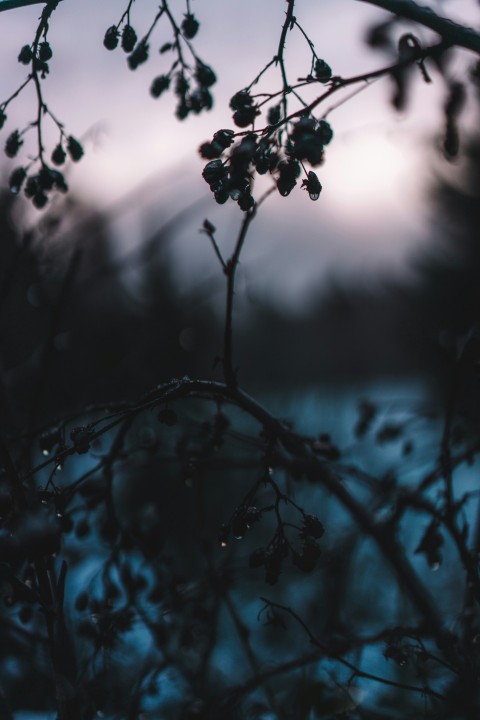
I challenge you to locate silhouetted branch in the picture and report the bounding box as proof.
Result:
[359,0,480,55]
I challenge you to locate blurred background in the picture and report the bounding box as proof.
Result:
[1,2,480,718]
[0,0,478,301]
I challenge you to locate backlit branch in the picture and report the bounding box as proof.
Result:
[358,0,480,55]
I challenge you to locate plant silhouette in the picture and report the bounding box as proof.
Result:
[1,2,480,719]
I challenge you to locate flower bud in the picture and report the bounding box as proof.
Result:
[67,136,84,162]
[38,42,52,61]
[5,130,22,158]
[51,143,66,165]
[150,75,170,99]
[181,13,199,39]
[128,40,149,70]
[9,166,26,195]
[121,24,137,53]
[104,26,119,51]
[18,44,32,65]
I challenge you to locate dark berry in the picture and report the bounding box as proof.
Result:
[51,143,66,165]
[233,106,259,128]
[150,75,170,98]
[202,159,227,187]
[302,171,322,201]
[213,129,235,149]
[237,192,254,211]
[24,176,39,198]
[38,42,52,61]
[267,104,281,126]
[314,58,332,83]
[9,167,26,195]
[5,130,22,158]
[121,24,137,53]
[195,62,216,88]
[229,90,252,111]
[127,40,149,70]
[317,119,333,145]
[18,45,32,64]
[199,141,223,159]
[181,13,199,39]
[104,26,119,51]
[33,192,48,209]
[67,136,84,162]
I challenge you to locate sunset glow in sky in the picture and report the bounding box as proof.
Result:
[0,0,478,305]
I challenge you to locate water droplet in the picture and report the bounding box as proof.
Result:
[234,533,244,540]
[431,562,440,572]
[220,540,227,548]
[42,449,49,457]
[56,513,63,519]
[267,466,274,476]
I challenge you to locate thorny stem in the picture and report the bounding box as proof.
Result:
[162,0,187,68]
[0,74,32,111]
[276,0,296,126]
[117,0,136,28]
[30,0,60,164]
[202,224,226,270]
[247,56,277,92]
[222,186,275,388]
[240,40,445,138]
[143,5,165,44]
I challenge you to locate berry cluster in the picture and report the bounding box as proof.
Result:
[248,512,325,585]
[218,476,325,585]
[7,135,83,209]
[17,40,52,77]
[0,12,85,210]
[103,8,216,122]
[200,104,333,209]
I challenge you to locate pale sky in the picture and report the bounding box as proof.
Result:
[0,0,478,307]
